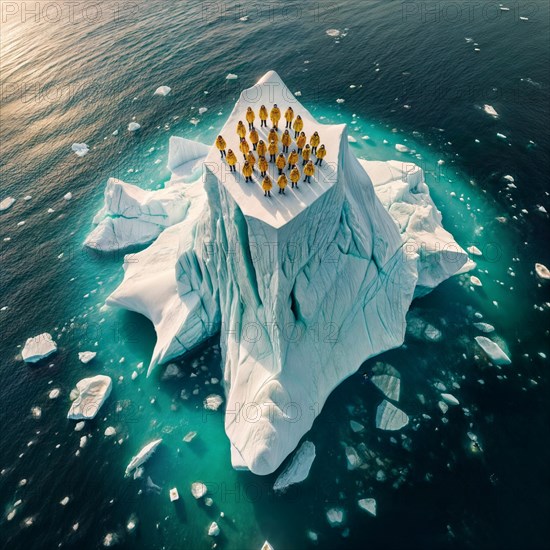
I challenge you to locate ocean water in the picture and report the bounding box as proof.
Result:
[1,1,549,549]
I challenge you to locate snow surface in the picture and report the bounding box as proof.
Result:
[273,441,316,492]
[93,71,469,475]
[21,333,57,363]
[67,375,112,420]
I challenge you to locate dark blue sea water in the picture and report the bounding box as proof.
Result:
[1,1,549,549]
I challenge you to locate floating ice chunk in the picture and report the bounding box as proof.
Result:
[78,351,96,364]
[500,6,510,11]
[273,441,316,492]
[470,275,482,287]
[64,192,73,201]
[0,197,15,211]
[326,29,341,37]
[203,394,223,411]
[22,333,57,363]
[347,135,357,143]
[345,446,361,470]
[225,73,238,80]
[438,401,449,414]
[49,389,60,399]
[371,364,401,401]
[350,420,365,433]
[441,393,460,406]
[208,521,220,536]
[261,542,274,550]
[535,263,550,281]
[483,105,498,118]
[169,488,179,502]
[496,133,507,139]
[125,439,162,476]
[467,246,482,256]
[67,375,112,420]
[154,86,171,96]
[103,533,119,547]
[80,436,87,448]
[31,406,42,419]
[358,498,377,517]
[376,400,409,430]
[60,496,70,506]
[74,421,85,431]
[475,336,512,365]
[23,195,32,201]
[191,482,207,499]
[336,98,345,104]
[128,122,141,132]
[326,508,344,526]
[71,143,89,157]
[127,515,137,532]
[519,16,528,21]
[473,322,495,333]
[183,431,197,443]
[395,144,410,153]
[104,426,116,437]
[503,175,514,183]
[198,107,208,115]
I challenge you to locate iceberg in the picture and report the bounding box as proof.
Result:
[154,86,171,96]
[273,441,316,492]
[21,333,57,363]
[370,364,401,401]
[68,375,112,419]
[97,71,468,474]
[358,498,377,516]
[125,439,162,477]
[0,197,16,211]
[78,351,96,364]
[71,143,89,157]
[376,400,409,430]
[475,336,512,365]
[535,263,550,281]
[128,122,141,132]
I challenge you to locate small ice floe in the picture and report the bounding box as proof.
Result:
[261,541,274,550]
[474,322,495,333]
[503,174,514,182]
[103,533,119,547]
[78,351,96,364]
[535,263,550,281]
[345,446,361,470]
[226,73,238,80]
[23,195,32,201]
[104,426,116,437]
[63,192,73,201]
[67,375,112,420]
[183,431,197,443]
[0,197,15,211]
[467,245,482,256]
[358,498,377,517]
[500,6,510,11]
[519,16,529,21]
[31,406,42,419]
[71,143,89,157]
[60,496,70,506]
[191,482,207,499]
[350,420,364,433]
[273,441,316,492]
[441,393,460,406]
[376,400,409,431]
[80,436,87,448]
[347,135,357,143]
[475,336,512,365]
[326,507,344,526]
[208,521,220,536]
[203,394,223,411]
[22,333,57,363]
[169,488,179,502]
[395,144,410,153]
[496,133,507,140]
[161,363,182,380]
[126,515,137,532]
[190,117,200,126]
[128,122,141,132]
[239,15,249,21]
[295,91,302,97]
[49,388,60,399]
[326,29,341,37]
[336,98,345,104]
[125,439,162,477]
[370,364,401,401]
[198,107,208,115]
[154,86,171,96]
[483,104,498,118]
[47,208,55,213]
[74,421,85,431]
[438,401,448,414]
[470,275,483,287]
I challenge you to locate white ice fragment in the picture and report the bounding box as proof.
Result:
[475,336,512,365]
[326,508,344,526]
[225,73,238,80]
[273,441,316,492]
[326,29,341,37]
[261,542,274,550]
[441,393,460,406]
[22,333,57,363]
[67,375,112,420]
[496,133,507,139]
[49,388,60,399]
[395,144,410,153]
[438,401,449,414]
[169,488,179,502]
[74,421,85,432]
[78,351,96,364]
[467,246,482,256]
[60,496,70,506]
[198,107,208,115]
[191,482,207,499]
[371,366,401,401]
[0,197,15,211]
[483,105,498,118]
[31,406,42,419]
[208,522,220,536]
[470,275,483,287]
[535,263,550,281]
[128,122,141,132]
[154,86,171,96]
[71,143,89,157]
[125,439,162,476]
[80,436,87,448]
[350,420,365,433]
[376,400,409,430]
[336,98,345,104]
[104,426,116,437]
[63,192,73,201]
[358,498,377,516]
[203,394,223,411]
[473,322,494,333]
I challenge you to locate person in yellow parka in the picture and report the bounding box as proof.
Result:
[262,175,273,197]
[315,144,327,166]
[293,115,303,138]
[246,107,255,130]
[268,128,278,145]
[226,149,237,172]
[239,138,250,159]
[216,135,227,158]
[276,153,286,175]
[303,160,315,183]
[259,104,268,128]
[249,128,259,151]
[284,106,294,129]
[302,144,311,165]
[270,104,281,130]
[258,155,268,177]
[242,161,253,183]
[287,149,299,169]
[290,165,300,189]
[268,140,278,163]
[237,121,247,139]
[296,131,306,154]
[257,139,267,158]
[310,131,320,154]
[247,150,256,170]
[281,129,292,153]
[277,173,288,195]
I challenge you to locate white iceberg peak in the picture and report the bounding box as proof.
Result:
[22,333,57,363]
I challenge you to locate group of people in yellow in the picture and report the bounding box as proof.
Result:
[215,104,327,198]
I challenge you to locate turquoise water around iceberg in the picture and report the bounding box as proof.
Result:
[1,2,549,549]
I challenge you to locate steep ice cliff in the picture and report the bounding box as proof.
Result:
[89,71,469,475]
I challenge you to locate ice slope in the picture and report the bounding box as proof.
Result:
[96,71,469,475]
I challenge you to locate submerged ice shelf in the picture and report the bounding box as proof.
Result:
[87,71,470,475]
